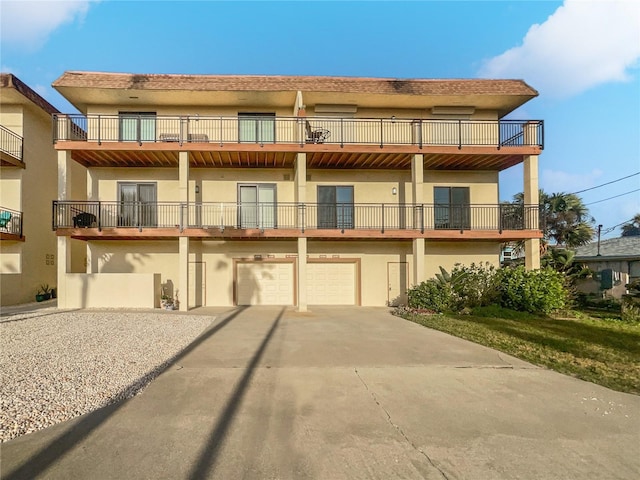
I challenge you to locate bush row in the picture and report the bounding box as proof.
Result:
[407,263,568,314]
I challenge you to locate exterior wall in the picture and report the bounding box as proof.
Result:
[88,239,179,298]
[1,103,60,305]
[0,168,21,211]
[61,273,160,308]
[424,241,501,279]
[0,104,24,136]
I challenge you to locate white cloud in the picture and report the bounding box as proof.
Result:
[0,1,96,51]
[541,168,603,193]
[478,0,640,98]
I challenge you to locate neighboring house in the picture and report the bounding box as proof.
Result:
[51,72,544,310]
[575,236,640,299]
[0,74,63,305]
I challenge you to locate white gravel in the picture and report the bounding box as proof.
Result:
[0,309,214,442]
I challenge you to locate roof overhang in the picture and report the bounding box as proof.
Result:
[52,72,538,117]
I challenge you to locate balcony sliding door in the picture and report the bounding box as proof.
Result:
[434,186,470,229]
[318,186,354,229]
[118,183,157,227]
[119,112,157,142]
[238,184,276,229]
[238,113,275,143]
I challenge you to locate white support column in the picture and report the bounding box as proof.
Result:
[295,152,307,203]
[411,154,424,204]
[179,151,189,311]
[297,238,307,312]
[179,237,189,311]
[524,155,540,270]
[57,151,73,307]
[411,154,425,285]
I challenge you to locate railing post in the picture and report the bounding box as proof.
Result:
[420,204,424,234]
[340,118,344,148]
[97,115,101,145]
[380,118,383,149]
[137,115,142,146]
[301,203,306,233]
[498,204,503,233]
[52,114,57,144]
[381,203,385,234]
[138,201,142,232]
[52,201,56,231]
[458,120,462,150]
[97,201,102,232]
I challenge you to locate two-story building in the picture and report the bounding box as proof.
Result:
[51,72,543,311]
[1,74,64,305]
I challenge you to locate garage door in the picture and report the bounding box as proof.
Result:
[307,262,356,305]
[237,262,294,305]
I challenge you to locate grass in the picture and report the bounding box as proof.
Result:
[399,306,640,395]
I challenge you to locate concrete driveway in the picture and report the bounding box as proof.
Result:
[2,306,639,479]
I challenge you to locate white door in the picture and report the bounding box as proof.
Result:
[236,262,294,305]
[307,263,356,305]
[388,262,409,306]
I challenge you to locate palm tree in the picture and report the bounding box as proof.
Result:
[621,214,640,237]
[509,190,595,252]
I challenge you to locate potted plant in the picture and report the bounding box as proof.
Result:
[36,284,52,302]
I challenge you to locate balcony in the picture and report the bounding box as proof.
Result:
[53,201,543,241]
[0,207,23,240]
[52,114,543,171]
[0,125,24,167]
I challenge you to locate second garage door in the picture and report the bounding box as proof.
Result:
[237,262,294,305]
[307,262,356,305]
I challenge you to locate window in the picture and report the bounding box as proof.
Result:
[119,112,156,142]
[238,113,275,143]
[318,186,354,229]
[238,184,277,229]
[118,183,157,227]
[434,186,470,229]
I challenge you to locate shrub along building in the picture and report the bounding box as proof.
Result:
[1,74,61,305]
[51,72,544,310]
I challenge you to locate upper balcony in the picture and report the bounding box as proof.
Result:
[0,125,24,167]
[53,114,543,171]
[52,200,543,241]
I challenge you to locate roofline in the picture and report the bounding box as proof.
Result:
[1,73,60,115]
[576,255,640,262]
[52,71,539,96]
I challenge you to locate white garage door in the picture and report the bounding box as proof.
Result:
[307,262,356,305]
[237,262,294,305]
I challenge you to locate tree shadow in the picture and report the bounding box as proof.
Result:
[3,306,247,480]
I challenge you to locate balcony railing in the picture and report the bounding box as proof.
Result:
[0,125,24,162]
[0,207,23,237]
[53,201,543,233]
[52,114,544,149]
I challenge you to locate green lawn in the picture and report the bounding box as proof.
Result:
[399,308,640,395]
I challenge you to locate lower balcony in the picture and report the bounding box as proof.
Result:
[0,207,23,240]
[53,201,543,241]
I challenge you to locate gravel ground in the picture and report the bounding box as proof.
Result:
[0,309,214,442]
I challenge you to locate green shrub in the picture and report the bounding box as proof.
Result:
[407,278,454,313]
[498,266,567,314]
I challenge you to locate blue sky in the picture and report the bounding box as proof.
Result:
[1,0,639,239]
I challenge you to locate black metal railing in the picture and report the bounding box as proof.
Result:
[0,125,23,162]
[53,201,543,233]
[0,206,23,236]
[52,114,544,149]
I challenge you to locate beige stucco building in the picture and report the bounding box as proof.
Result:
[0,74,60,305]
[51,72,544,310]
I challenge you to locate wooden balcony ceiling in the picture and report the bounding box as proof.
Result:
[69,147,528,171]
